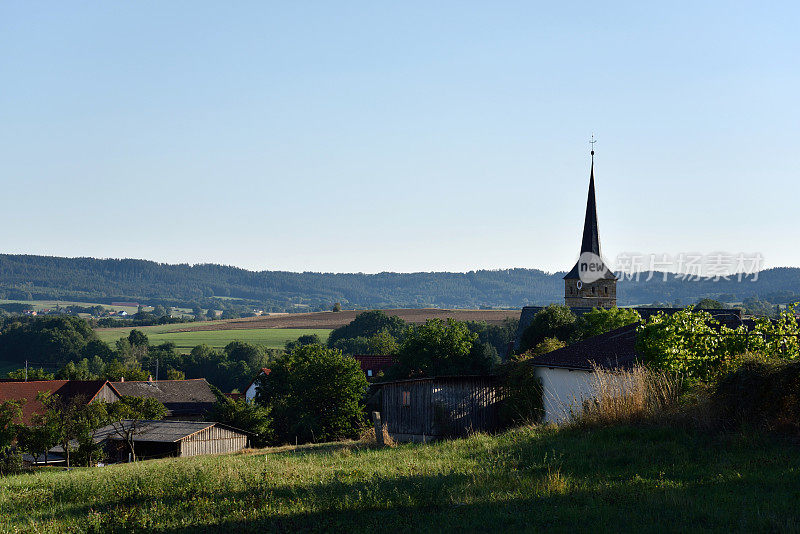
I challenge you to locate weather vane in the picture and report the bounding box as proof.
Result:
[589,134,596,155]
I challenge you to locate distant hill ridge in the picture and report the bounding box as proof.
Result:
[0,254,798,311]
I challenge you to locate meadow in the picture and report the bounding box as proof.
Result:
[1,424,798,532]
[95,327,332,353]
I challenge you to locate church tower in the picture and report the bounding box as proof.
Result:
[563,146,617,308]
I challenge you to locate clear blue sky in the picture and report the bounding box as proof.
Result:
[2,2,798,274]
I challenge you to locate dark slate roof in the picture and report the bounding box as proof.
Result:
[110,379,217,416]
[91,420,245,443]
[526,323,639,371]
[0,380,119,425]
[564,153,615,280]
[53,420,249,451]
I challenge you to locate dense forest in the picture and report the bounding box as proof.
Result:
[0,254,798,312]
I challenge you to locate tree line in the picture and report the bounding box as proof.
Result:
[2,254,799,312]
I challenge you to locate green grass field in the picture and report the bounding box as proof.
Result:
[1,425,798,532]
[95,326,331,353]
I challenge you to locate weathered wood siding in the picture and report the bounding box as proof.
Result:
[381,377,503,440]
[91,384,121,403]
[178,426,248,457]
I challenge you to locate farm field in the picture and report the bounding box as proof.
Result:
[1,424,798,532]
[158,308,521,332]
[95,326,332,353]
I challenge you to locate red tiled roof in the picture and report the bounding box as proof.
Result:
[352,355,397,374]
[0,380,117,425]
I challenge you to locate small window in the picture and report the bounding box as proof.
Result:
[402,391,411,406]
[592,286,596,295]
[604,286,608,295]
[367,369,373,377]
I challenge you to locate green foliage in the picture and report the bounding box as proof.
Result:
[327,310,406,348]
[284,334,321,352]
[712,359,800,435]
[573,307,641,341]
[497,362,543,425]
[530,337,566,356]
[391,318,498,378]
[256,344,368,444]
[0,400,22,473]
[0,315,99,366]
[5,367,55,380]
[695,298,727,309]
[636,306,799,381]
[331,328,400,356]
[127,329,149,347]
[518,305,577,353]
[209,394,273,447]
[35,392,108,468]
[465,318,519,360]
[332,302,342,312]
[16,423,59,465]
[105,396,168,461]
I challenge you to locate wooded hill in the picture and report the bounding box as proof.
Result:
[0,254,798,312]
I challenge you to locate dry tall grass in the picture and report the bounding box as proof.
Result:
[572,365,681,427]
[359,424,397,447]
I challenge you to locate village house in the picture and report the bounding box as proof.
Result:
[244,368,270,402]
[352,355,397,379]
[110,378,217,420]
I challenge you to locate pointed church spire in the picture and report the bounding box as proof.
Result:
[579,146,601,256]
[563,139,616,281]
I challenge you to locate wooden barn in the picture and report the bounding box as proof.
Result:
[378,375,504,442]
[87,420,250,461]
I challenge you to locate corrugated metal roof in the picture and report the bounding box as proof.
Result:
[377,375,498,386]
[90,420,246,443]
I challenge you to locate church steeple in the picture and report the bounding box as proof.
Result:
[563,141,617,308]
[579,150,601,256]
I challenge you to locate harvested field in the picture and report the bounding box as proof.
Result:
[162,308,521,332]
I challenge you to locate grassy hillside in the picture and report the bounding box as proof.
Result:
[1,425,798,532]
[95,326,332,353]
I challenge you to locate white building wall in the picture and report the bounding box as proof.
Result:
[245,383,258,402]
[534,367,598,424]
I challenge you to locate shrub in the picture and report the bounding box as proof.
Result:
[573,307,641,342]
[711,359,800,435]
[518,305,576,353]
[497,362,543,425]
[256,344,368,444]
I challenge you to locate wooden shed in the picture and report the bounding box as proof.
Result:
[88,420,250,461]
[379,375,504,442]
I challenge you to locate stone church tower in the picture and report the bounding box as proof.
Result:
[563,149,617,308]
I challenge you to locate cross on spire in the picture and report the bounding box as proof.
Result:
[589,134,596,156]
